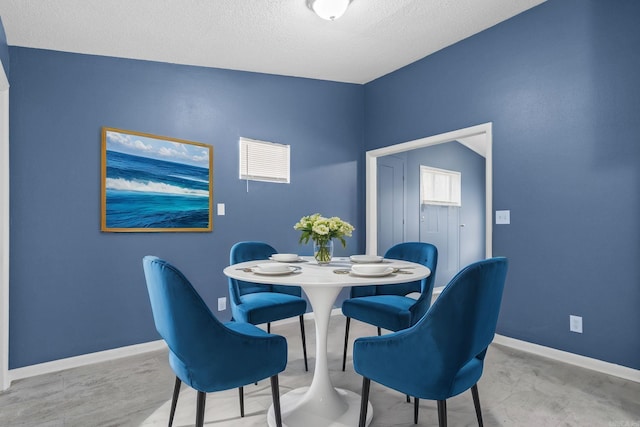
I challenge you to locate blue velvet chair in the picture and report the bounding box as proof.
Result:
[353,257,509,427]
[228,241,308,371]
[142,256,287,427]
[341,242,438,371]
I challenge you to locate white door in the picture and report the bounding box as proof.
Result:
[420,205,460,288]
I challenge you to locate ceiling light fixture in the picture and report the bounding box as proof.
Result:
[307,0,352,21]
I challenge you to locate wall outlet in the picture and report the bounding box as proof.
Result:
[569,315,583,333]
[218,297,226,311]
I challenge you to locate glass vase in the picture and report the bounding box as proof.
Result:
[313,240,334,264]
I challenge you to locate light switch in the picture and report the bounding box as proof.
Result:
[217,203,225,216]
[496,210,510,225]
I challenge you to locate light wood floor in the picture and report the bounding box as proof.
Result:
[1,315,639,426]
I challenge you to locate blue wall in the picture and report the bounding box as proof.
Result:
[364,0,640,369]
[8,48,364,368]
[8,0,640,371]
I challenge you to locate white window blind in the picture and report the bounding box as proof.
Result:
[420,165,461,206]
[239,137,290,183]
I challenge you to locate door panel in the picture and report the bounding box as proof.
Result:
[377,156,404,255]
[420,205,459,287]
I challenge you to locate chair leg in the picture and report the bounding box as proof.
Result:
[168,376,181,427]
[359,377,371,427]
[238,386,244,417]
[414,397,420,424]
[270,375,283,427]
[195,391,206,427]
[267,322,271,333]
[299,315,308,371]
[406,394,410,402]
[437,400,447,427]
[342,317,351,371]
[471,384,484,427]
[377,326,381,336]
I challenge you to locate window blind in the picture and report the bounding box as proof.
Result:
[239,137,290,183]
[420,165,461,206]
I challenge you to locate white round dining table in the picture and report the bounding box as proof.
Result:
[223,256,431,427]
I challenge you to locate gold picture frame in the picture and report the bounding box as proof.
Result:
[101,127,213,232]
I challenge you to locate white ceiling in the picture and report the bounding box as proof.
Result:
[0,0,546,84]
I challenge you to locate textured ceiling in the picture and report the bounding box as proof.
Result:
[0,0,546,84]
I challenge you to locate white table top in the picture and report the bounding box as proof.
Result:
[223,256,431,288]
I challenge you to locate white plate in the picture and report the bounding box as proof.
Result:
[351,263,390,275]
[269,255,303,262]
[253,266,299,276]
[350,255,383,263]
[350,266,394,277]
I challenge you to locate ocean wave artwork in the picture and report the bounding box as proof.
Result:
[102,128,213,231]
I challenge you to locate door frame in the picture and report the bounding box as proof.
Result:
[365,122,492,258]
[0,61,9,390]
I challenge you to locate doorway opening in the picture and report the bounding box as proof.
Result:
[365,123,493,275]
[419,164,466,287]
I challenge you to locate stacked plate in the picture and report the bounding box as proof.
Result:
[350,263,394,277]
[253,263,297,275]
[269,253,302,262]
[350,255,383,263]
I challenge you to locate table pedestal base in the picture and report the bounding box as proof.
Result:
[267,386,373,427]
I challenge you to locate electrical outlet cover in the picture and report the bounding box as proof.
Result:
[570,315,583,333]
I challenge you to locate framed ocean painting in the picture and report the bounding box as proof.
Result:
[101,127,213,232]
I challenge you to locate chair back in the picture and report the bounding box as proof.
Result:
[143,256,229,371]
[143,255,288,393]
[352,257,508,400]
[420,257,508,377]
[142,256,248,390]
[229,241,277,298]
[229,241,301,301]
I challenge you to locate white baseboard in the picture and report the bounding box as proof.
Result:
[8,340,167,385]
[7,312,638,388]
[340,308,638,384]
[6,310,326,387]
[493,334,640,383]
